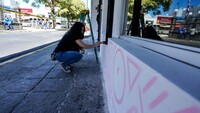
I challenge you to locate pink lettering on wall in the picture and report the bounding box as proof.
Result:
[149,91,168,109]
[142,76,157,94]
[113,49,126,105]
[139,87,144,113]
[103,40,200,113]
[174,106,200,113]
[126,106,138,113]
[127,57,141,93]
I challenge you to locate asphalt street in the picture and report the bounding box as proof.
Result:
[0,30,66,58]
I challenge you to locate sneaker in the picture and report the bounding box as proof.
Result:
[61,63,71,73]
[51,52,56,61]
[68,64,73,69]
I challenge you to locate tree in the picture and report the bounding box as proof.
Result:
[23,0,62,28]
[129,0,173,36]
[142,0,172,14]
[57,0,86,28]
[128,0,172,19]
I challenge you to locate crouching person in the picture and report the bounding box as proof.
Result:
[51,22,104,73]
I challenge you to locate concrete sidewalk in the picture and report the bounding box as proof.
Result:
[0,43,105,113]
[0,27,58,33]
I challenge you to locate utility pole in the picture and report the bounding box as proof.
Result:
[0,0,4,22]
[185,0,191,26]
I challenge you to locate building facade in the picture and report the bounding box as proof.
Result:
[0,0,20,23]
[89,0,200,113]
[169,5,200,26]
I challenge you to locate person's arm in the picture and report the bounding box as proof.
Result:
[75,39,103,49]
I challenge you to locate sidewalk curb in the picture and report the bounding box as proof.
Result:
[0,35,92,63]
[0,40,60,63]
[0,29,58,33]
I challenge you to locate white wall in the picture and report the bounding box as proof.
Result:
[90,0,99,40]
[100,0,108,42]
[99,0,108,58]
[112,0,127,37]
[98,0,200,112]
[101,38,200,113]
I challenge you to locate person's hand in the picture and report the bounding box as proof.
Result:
[94,41,101,47]
[94,41,105,47]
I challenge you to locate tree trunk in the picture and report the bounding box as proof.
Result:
[140,13,145,30]
[131,0,142,37]
[51,8,56,29]
[52,18,56,29]
[67,17,70,29]
[51,0,56,29]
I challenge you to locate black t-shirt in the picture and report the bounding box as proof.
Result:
[54,32,82,52]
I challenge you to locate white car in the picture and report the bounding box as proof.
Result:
[22,22,31,27]
[55,24,67,30]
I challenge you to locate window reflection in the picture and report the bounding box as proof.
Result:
[125,0,200,48]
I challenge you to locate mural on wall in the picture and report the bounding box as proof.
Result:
[102,39,200,113]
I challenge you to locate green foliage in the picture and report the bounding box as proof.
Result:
[22,0,60,17]
[128,0,173,20]
[23,0,43,8]
[58,0,86,21]
[127,0,134,21]
[142,0,172,12]
[23,0,29,3]
[22,0,86,28]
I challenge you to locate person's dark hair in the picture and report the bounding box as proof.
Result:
[67,22,85,39]
[142,26,162,41]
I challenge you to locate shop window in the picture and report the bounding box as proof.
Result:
[124,0,200,48]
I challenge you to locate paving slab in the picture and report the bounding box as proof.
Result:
[0,92,27,113]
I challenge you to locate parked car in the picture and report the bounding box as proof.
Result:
[55,23,67,30]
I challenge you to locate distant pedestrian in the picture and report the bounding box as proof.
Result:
[179,26,186,39]
[43,20,47,30]
[142,26,162,41]
[8,16,14,30]
[189,26,197,40]
[51,22,104,73]
[3,15,9,30]
[46,20,50,29]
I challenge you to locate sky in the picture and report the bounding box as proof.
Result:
[19,0,47,15]
[158,0,200,16]
[19,0,88,15]
[2,0,88,19]
[9,0,200,17]
[19,0,87,8]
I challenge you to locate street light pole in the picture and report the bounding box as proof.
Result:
[0,0,4,22]
[189,12,193,24]
[198,10,200,25]
[185,0,191,27]
[171,9,178,32]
